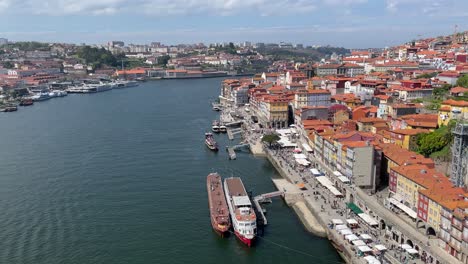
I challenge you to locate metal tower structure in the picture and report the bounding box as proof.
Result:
[451,122,468,187]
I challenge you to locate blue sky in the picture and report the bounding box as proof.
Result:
[0,0,467,48]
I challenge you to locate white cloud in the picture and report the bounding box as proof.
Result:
[386,0,468,16]
[1,0,365,16]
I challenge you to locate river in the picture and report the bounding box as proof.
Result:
[0,78,342,264]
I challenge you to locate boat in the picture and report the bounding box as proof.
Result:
[224,177,256,247]
[205,132,218,151]
[19,99,34,106]
[207,173,231,236]
[212,120,220,133]
[2,105,18,112]
[31,93,51,101]
[219,125,227,133]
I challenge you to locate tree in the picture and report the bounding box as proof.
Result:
[2,61,13,69]
[416,121,456,157]
[261,133,280,147]
[157,55,171,67]
[456,74,468,88]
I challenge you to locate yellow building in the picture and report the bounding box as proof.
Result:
[391,165,451,211]
[391,129,429,151]
[260,96,289,128]
[438,99,468,126]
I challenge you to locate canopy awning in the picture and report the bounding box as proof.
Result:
[346,218,358,225]
[352,240,366,246]
[335,224,347,230]
[400,244,412,250]
[316,176,343,197]
[338,176,350,183]
[332,219,344,225]
[405,248,419,255]
[345,234,359,241]
[364,255,381,264]
[302,143,313,152]
[373,244,387,251]
[333,171,343,177]
[358,245,373,252]
[310,168,322,176]
[295,158,310,166]
[347,203,363,214]
[297,183,306,189]
[339,229,353,235]
[360,234,373,241]
[293,153,307,159]
[388,197,417,219]
[358,213,379,227]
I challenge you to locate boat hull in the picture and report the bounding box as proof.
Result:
[207,173,231,237]
[234,230,254,247]
[206,143,219,151]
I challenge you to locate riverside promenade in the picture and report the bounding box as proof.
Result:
[219,102,451,264]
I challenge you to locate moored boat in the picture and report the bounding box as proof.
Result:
[207,173,231,236]
[205,132,218,151]
[19,99,34,106]
[224,177,256,247]
[219,125,227,133]
[212,120,220,133]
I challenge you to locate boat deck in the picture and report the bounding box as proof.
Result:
[225,177,247,197]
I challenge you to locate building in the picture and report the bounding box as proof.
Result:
[380,129,429,151]
[388,103,422,118]
[390,165,451,212]
[257,95,290,128]
[439,200,468,262]
[451,123,468,187]
[314,63,364,77]
[438,99,468,126]
[0,38,8,45]
[343,141,377,191]
[293,88,331,109]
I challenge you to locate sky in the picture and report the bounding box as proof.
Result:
[0,0,467,48]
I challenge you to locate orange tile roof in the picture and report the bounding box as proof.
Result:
[405,120,438,129]
[392,165,451,189]
[358,117,387,123]
[442,99,468,107]
[392,129,430,136]
[378,143,435,167]
[450,86,468,94]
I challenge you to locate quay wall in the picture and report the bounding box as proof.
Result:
[266,149,358,263]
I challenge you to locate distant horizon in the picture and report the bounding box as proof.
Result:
[0,0,467,49]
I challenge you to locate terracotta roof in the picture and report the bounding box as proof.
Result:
[392,165,451,189]
[442,99,468,107]
[450,86,468,94]
[405,120,438,129]
[392,129,430,136]
[357,117,387,123]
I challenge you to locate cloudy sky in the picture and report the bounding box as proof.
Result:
[0,0,467,48]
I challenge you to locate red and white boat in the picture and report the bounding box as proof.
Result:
[205,132,218,151]
[224,177,256,247]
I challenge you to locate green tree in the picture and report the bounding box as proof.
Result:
[157,55,171,67]
[416,72,438,79]
[2,61,13,69]
[456,74,468,88]
[261,133,280,147]
[417,121,456,157]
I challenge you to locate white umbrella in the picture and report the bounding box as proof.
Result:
[345,234,359,241]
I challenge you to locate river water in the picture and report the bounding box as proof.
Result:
[0,78,342,264]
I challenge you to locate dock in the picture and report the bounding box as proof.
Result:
[227,128,242,140]
[252,191,284,225]
[227,147,236,160]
